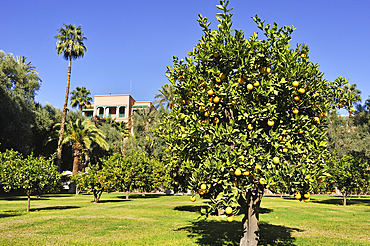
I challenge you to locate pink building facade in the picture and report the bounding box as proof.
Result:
[82,94,154,122]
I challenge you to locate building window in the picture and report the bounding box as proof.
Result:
[119,107,125,118]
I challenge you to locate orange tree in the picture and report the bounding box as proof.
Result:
[0,150,61,212]
[161,1,357,245]
[326,151,370,205]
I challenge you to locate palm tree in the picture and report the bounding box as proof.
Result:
[153,83,175,109]
[70,86,92,111]
[55,24,87,171]
[62,119,108,175]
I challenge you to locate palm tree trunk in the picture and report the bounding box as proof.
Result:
[72,142,82,175]
[56,55,72,171]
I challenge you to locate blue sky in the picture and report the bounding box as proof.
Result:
[1,0,370,112]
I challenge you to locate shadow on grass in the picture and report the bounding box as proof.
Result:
[0,213,23,219]
[118,193,165,199]
[29,206,81,212]
[97,199,131,203]
[311,197,370,206]
[176,220,301,246]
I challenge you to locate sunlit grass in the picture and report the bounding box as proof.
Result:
[0,193,369,245]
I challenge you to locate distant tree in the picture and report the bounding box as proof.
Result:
[55,24,87,171]
[70,86,92,111]
[61,119,108,175]
[327,152,370,205]
[0,51,41,154]
[0,150,61,212]
[154,83,175,109]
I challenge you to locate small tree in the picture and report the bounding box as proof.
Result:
[0,150,61,212]
[162,1,357,245]
[70,86,93,111]
[327,152,370,205]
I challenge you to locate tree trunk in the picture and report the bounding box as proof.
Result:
[27,195,31,212]
[142,189,145,196]
[239,185,264,246]
[342,191,347,206]
[56,55,72,171]
[126,190,129,199]
[72,142,82,175]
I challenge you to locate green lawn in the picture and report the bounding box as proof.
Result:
[0,192,369,245]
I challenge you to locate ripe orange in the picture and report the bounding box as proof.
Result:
[182,100,186,104]
[292,81,299,87]
[320,112,326,117]
[267,120,274,126]
[216,77,221,83]
[243,170,250,176]
[199,81,206,87]
[314,117,320,123]
[298,129,304,134]
[200,184,207,190]
[227,216,234,222]
[235,168,242,176]
[213,96,220,103]
[304,198,310,203]
[225,207,233,215]
[259,178,267,185]
[204,111,209,117]
[293,108,299,114]
[214,117,220,124]
[265,67,271,74]
[283,148,288,153]
[298,88,305,94]
[253,81,260,87]
[232,181,237,187]
[247,84,253,90]
[238,77,244,84]
[190,196,196,202]
[199,106,205,112]
[207,89,214,96]
[295,193,301,200]
[304,193,310,199]
[247,124,253,130]
[301,54,306,58]
[294,96,300,101]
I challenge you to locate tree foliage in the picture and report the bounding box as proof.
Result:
[0,150,61,212]
[70,86,92,111]
[161,1,357,244]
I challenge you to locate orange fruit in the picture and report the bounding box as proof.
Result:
[219,73,225,80]
[190,196,196,202]
[267,120,274,126]
[207,89,214,96]
[259,178,267,185]
[238,77,244,84]
[298,88,305,94]
[179,75,184,81]
[265,67,271,74]
[292,81,299,87]
[213,96,220,103]
[227,216,233,222]
[320,112,326,117]
[225,207,233,215]
[304,193,310,199]
[253,81,260,87]
[247,124,253,130]
[314,117,320,123]
[235,168,242,176]
[216,77,221,83]
[247,84,253,90]
[272,157,279,164]
[295,193,301,200]
[243,170,250,176]
[304,198,310,203]
[293,108,299,114]
[204,112,209,117]
[282,148,288,153]
[301,54,306,58]
[214,117,220,124]
[294,96,300,101]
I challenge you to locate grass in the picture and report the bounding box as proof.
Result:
[0,192,369,246]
